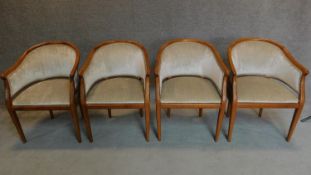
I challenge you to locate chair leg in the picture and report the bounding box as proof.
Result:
[81,104,93,142]
[258,108,263,117]
[156,103,161,141]
[139,109,143,118]
[70,104,81,143]
[8,110,27,143]
[108,108,112,118]
[49,110,54,120]
[166,108,171,118]
[199,108,203,117]
[215,105,225,142]
[145,106,150,142]
[227,103,237,142]
[226,102,231,118]
[286,107,303,142]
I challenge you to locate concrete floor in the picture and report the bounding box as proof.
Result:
[0,93,311,175]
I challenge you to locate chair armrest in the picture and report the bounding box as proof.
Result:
[281,47,309,76]
[213,49,230,77]
[0,58,23,80]
[70,58,80,80]
[78,61,88,78]
[0,59,24,98]
[0,72,5,80]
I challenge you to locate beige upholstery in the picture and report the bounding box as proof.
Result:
[7,44,77,96]
[237,76,298,103]
[231,40,302,92]
[161,76,221,103]
[13,79,70,106]
[86,77,144,104]
[83,43,146,93]
[158,41,224,92]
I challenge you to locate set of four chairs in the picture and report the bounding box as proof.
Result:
[1,38,308,143]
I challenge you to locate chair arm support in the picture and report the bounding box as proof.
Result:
[298,75,306,105]
[221,76,228,102]
[155,76,161,104]
[231,75,238,103]
[1,68,13,101]
[79,76,87,105]
[144,75,150,103]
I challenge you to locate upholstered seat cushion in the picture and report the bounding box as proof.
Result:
[86,77,144,104]
[13,79,70,106]
[161,76,221,103]
[237,76,298,103]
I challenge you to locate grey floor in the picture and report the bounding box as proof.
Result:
[0,91,311,175]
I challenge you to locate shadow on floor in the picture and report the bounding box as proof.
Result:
[4,108,299,151]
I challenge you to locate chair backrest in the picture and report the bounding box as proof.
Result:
[155,39,225,91]
[229,39,302,91]
[7,42,79,95]
[82,41,149,92]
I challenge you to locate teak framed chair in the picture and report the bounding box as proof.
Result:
[227,38,309,142]
[155,39,229,141]
[79,40,151,142]
[0,41,81,143]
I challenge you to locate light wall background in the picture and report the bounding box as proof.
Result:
[0,0,310,106]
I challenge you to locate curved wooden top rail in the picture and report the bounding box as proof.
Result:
[228,37,309,76]
[79,40,150,77]
[154,38,229,76]
[0,41,80,79]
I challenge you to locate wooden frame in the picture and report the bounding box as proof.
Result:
[227,37,309,142]
[154,38,229,141]
[0,41,81,143]
[79,40,151,142]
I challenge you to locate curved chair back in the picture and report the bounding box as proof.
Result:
[81,41,150,93]
[155,39,227,91]
[6,42,79,96]
[229,38,302,92]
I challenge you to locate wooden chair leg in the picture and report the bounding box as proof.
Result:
[81,104,93,142]
[145,106,150,142]
[8,110,26,143]
[258,108,263,117]
[199,108,203,117]
[215,105,225,141]
[49,110,54,120]
[226,102,231,118]
[70,104,81,143]
[156,103,161,141]
[286,107,303,142]
[139,109,143,118]
[108,108,112,118]
[227,103,237,142]
[166,108,171,118]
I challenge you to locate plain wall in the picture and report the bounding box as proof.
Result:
[0,0,310,105]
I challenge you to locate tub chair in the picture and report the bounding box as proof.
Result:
[155,39,229,141]
[227,38,309,142]
[0,41,81,143]
[79,40,150,142]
